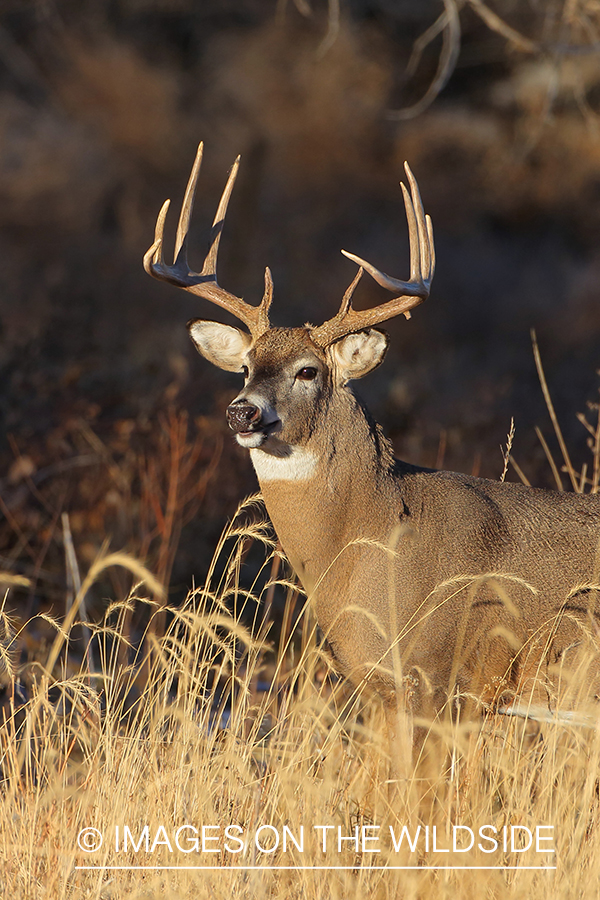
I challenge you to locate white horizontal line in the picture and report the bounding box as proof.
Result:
[75,865,557,871]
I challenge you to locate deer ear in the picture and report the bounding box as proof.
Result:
[187,319,253,373]
[329,329,389,382]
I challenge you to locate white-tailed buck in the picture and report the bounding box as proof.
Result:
[145,143,600,750]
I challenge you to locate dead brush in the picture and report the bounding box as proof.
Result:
[0,404,223,664]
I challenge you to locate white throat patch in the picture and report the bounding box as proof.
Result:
[250,447,318,483]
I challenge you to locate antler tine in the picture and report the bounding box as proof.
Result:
[311,162,435,348]
[174,140,204,262]
[143,143,271,339]
[426,212,435,282]
[400,180,420,285]
[201,154,240,279]
[403,161,431,284]
[143,198,170,276]
[260,267,274,331]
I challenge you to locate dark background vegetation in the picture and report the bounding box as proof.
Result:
[1,0,600,627]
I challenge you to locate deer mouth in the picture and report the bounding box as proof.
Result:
[236,419,281,448]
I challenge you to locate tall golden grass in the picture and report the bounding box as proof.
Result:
[0,488,599,900]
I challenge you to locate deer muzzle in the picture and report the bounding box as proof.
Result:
[226,401,263,434]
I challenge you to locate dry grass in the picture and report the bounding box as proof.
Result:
[0,494,599,899]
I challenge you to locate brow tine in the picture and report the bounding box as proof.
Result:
[341,267,364,315]
[262,266,273,307]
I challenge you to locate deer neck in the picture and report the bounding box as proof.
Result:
[249,389,399,593]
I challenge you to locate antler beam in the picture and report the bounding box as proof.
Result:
[143,142,272,339]
[310,162,435,348]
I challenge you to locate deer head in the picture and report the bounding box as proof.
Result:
[143,143,435,459]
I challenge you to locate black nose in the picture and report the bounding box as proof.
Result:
[226,402,262,433]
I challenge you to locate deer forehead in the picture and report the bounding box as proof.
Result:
[250,328,325,362]
[247,327,326,372]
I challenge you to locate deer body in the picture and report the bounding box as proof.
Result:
[219,327,600,719]
[144,144,600,740]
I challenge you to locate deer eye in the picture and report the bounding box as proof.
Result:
[241,365,249,378]
[296,366,317,381]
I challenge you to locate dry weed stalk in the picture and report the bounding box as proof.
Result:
[531,331,600,497]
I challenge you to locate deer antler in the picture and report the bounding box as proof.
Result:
[310,162,435,347]
[143,142,272,340]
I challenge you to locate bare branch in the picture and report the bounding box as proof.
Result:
[388,0,461,121]
[466,0,539,54]
[317,0,341,58]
